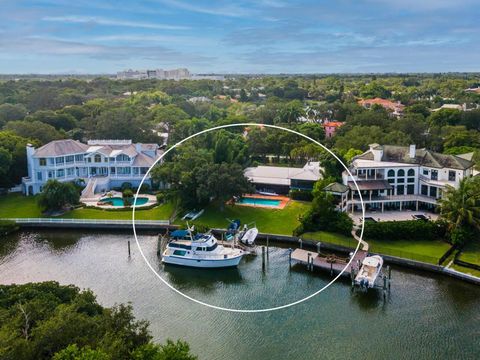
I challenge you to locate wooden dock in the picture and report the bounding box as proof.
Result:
[290,248,368,277]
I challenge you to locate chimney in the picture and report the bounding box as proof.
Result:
[409,145,416,159]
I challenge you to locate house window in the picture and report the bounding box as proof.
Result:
[94,154,102,163]
[431,170,438,180]
[37,172,42,181]
[423,169,429,175]
[397,178,404,183]
[133,167,139,175]
[407,169,415,176]
[407,177,415,183]
[141,167,148,175]
[407,184,414,194]
[388,178,395,184]
[421,185,428,196]
[75,154,84,162]
[116,154,130,162]
[56,169,64,177]
[48,171,54,179]
[397,169,405,177]
[397,185,404,195]
[55,157,64,164]
[65,155,74,163]
[110,167,116,174]
[448,171,456,182]
[429,187,437,198]
[39,158,47,166]
[48,158,55,165]
[387,169,395,177]
[67,168,74,176]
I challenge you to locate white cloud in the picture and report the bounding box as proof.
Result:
[42,15,189,30]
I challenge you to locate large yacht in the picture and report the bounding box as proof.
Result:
[162,229,244,268]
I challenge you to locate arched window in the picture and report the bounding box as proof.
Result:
[94,154,102,163]
[116,154,130,162]
[388,169,395,177]
[407,169,415,176]
[398,169,405,177]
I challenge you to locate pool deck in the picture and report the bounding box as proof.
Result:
[234,194,290,209]
[81,190,157,209]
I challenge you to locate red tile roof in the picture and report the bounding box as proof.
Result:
[358,98,405,111]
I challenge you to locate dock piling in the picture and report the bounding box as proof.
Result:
[298,238,302,249]
[317,242,321,254]
[262,246,266,270]
[307,253,311,271]
[288,248,292,268]
[330,261,333,276]
[128,240,131,257]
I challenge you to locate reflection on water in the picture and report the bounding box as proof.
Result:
[1,230,479,360]
[162,264,244,292]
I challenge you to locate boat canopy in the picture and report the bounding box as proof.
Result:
[171,230,189,238]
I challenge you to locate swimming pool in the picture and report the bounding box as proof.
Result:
[237,197,281,207]
[100,197,149,207]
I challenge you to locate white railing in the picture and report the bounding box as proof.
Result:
[347,194,439,204]
[3,218,169,225]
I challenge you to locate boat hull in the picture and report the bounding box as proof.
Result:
[162,254,243,268]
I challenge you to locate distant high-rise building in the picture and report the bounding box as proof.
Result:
[116,68,191,80]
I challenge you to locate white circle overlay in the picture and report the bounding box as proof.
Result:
[132,123,365,313]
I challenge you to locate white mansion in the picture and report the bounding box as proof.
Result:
[22,139,162,196]
[329,144,475,213]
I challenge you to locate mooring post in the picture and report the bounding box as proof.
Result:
[289,248,292,268]
[383,275,387,299]
[351,268,355,289]
[262,246,266,270]
[307,253,311,271]
[317,242,321,254]
[128,240,131,257]
[266,236,269,255]
[388,266,391,290]
[156,236,161,256]
[299,238,302,249]
[310,256,314,271]
[330,261,333,276]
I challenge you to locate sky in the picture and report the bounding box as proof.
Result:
[0,0,479,74]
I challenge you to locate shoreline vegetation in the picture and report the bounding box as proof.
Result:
[1,192,479,283]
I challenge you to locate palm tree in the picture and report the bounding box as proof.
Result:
[439,176,480,232]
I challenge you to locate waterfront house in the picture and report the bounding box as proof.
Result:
[336,144,474,213]
[244,162,323,194]
[22,139,162,196]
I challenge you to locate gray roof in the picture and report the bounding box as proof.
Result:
[34,139,88,157]
[244,163,322,186]
[348,180,393,191]
[355,145,473,170]
[324,182,349,194]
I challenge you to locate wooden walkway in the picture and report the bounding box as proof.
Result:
[291,248,368,277]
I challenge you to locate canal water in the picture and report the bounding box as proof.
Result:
[1,230,479,359]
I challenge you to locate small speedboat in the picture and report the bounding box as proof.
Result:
[240,227,259,245]
[354,255,383,288]
[162,228,244,268]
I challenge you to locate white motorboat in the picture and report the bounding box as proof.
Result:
[354,255,383,288]
[240,227,259,245]
[162,229,244,268]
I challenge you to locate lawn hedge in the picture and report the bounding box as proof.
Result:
[361,220,447,241]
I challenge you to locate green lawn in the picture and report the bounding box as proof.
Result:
[0,193,43,218]
[0,193,174,221]
[457,241,480,266]
[179,200,311,235]
[302,230,451,264]
[450,264,480,278]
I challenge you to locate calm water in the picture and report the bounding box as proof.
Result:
[1,230,479,360]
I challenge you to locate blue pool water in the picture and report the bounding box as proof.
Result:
[100,197,149,206]
[238,197,281,207]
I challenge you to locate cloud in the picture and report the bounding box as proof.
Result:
[0,36,213,64]
[42,15,189,30]
[157,0,254,17]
